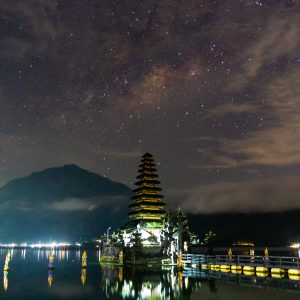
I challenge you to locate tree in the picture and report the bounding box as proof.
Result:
[161,211,175,257]
[130,225,143,258]
[177,207,190,252]
[204,230,216,255]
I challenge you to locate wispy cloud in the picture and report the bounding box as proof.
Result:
[179,176,300,214]
[108,149,143,158]
[212,68,300,168]
[0,1,62,60]
[46,198,98,212]
[206,103,258,118]
[228,11,300,90]
[44,196,127,212]
[195,11,300,171]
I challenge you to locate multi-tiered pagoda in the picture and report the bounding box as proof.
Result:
[128,153,166,221]
[101,153,196,266]
[121,153,168,258]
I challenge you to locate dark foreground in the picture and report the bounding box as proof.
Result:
[0,249,300,299]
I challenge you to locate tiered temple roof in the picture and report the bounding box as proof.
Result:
[128,153,166,221]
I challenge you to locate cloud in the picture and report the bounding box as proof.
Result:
[206,103,258,118]
[191,153,238,170]
[46,198,98,211]
[44,196,127,212]
[179,176,300,214]
[214,68,300,168]
[109,150,143,158]
[195,11,300,171]
[229,11,300,90]
[0,0,62,60]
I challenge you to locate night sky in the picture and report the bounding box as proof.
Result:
[1,1,300,214]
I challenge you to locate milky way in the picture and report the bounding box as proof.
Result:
[1,0,300,213]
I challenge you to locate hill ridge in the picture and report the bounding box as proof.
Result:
[0,165,132,242]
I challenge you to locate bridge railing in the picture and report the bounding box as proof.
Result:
[182,254,300,269]
[181,253,205,265]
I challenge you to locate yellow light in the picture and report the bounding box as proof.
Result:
[132,206,163,211]
[81,269,86,286]
[48,271,53,287]
[137,190,160,195]
[233,241,255,246]
[3,271,8,291]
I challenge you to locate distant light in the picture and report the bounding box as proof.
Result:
[29,242,70,248]
[233,241,255,247]
[290,243,300,248]
[0,241,74,248]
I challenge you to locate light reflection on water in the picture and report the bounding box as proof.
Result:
[0,249,299,299]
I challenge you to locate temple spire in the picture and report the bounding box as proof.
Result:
[128,153,166,221]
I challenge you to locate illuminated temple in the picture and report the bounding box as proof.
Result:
[101,152,195,266]
[128,153,166,221]
[119,152,195,266]
[121,153,167,252]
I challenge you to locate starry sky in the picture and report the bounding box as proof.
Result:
[1,0,300,214]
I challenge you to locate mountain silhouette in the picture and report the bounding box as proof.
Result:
[0,165,132,242]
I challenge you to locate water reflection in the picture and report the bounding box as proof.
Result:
[100,266,200,299]
[48,270,54,287]
[3,271,8,291]
[208,279,217,293]
[183,268,300,292]
[81,268,86,286]
[21,249,26,260]
[100,265,300,299]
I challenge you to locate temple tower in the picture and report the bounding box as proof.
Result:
[128,153,166,221]
[103,153,196,266]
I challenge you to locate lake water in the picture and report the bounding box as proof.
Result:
[0,249,300,299]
